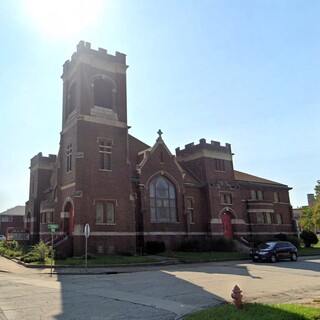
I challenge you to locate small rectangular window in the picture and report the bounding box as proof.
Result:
[276,213,283,224]
[96,202,104,223]
[215,158,225,171]
[273,192,280,203]
[257,190,264,200]
[186,197,194,223]
[1,215,12,223]
[106,202,115,223]
[251,190,257,200]
[95,201,115,224]
[66,144,72,172]
[265,212,272,224]
[160,151,164,163]
[256,212,264,224]
[221,193,232,205]
[99,140,112,170]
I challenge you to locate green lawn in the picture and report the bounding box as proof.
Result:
[183,303,320,320]
[299,246,320,256]
[53,255,159,266]
[161,251,248,262]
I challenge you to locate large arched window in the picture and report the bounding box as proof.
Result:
[150,176,177,222]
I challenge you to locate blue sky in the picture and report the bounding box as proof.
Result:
[0,0,319,213]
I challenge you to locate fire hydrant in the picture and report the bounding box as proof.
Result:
[231,285,243,309]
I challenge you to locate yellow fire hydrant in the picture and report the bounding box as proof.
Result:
[231,285,243,309]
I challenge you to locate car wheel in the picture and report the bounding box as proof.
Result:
[291,253,298,261]
[270,254,277,263]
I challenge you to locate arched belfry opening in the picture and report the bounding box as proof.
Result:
[93,76,117,110]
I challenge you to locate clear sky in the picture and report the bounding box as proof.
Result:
[0,0,319,213]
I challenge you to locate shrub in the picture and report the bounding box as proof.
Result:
[22,241,51,263]
[0,240,23,257]
[275,233,287,241]
[211,237,235,252]
[146,241,166,254]
[21,251,42,263]
[286,236,301,249]
[300,230,319,248]
[176,239,200,252]
[274,234,301,248]
[175,237,235,252]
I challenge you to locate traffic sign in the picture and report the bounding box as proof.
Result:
[84,223,90,238]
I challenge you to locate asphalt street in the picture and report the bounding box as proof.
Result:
[0,256,319,319]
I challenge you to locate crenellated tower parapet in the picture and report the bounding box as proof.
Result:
[176,138,235,182]
[176,138,232,159]
[62,41,127,77]
[30,152,57,169]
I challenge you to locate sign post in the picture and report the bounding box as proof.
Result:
[84,223,90,272]
[48,224,59,277]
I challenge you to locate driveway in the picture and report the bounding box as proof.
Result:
[0,256,319,319]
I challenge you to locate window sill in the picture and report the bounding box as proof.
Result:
[150,221,180,224]
[95,223,116,225]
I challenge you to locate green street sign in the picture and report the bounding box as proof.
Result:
[48,224,59,231]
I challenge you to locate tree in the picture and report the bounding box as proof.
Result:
[299,181,320,232]
[300,230,319,247]
[300,206,315,231]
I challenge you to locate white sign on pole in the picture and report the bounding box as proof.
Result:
[84,223,90,272]
[84,223,90,238]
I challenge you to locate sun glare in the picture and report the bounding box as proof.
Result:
[24,0,103,39]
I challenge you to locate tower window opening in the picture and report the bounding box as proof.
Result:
[94,78,114,109]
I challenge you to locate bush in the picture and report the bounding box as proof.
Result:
[0,240,23,257]
[21,241,51,263]
[300,230,319,248]
[21,251,41,263]
[274,234,301,248]
[286,236,301,249]
[146,241,166,254]
[175,237,235,253]
[275,233,287,241]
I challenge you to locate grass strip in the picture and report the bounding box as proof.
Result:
[183,303,320,320]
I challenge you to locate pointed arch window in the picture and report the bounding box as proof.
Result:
[150,176,177,222]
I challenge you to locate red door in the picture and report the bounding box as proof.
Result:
[222,213,233,239]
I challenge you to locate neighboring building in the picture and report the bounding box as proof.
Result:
[25,41,296,256]
[0,206,25,236]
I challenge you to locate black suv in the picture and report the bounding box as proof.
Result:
[250,241,298,263]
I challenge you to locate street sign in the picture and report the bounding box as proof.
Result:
[84,223,90,238]
[48,224,59,232]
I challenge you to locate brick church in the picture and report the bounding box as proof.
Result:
[25,41,296,256]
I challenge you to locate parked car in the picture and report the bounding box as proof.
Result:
[250,241,298,263]
[0,234,6,241]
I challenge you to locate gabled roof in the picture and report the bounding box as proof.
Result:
[234,170,288,187]
[136,134,174,171]
[135,133,186,179]
[0,205,25,216]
